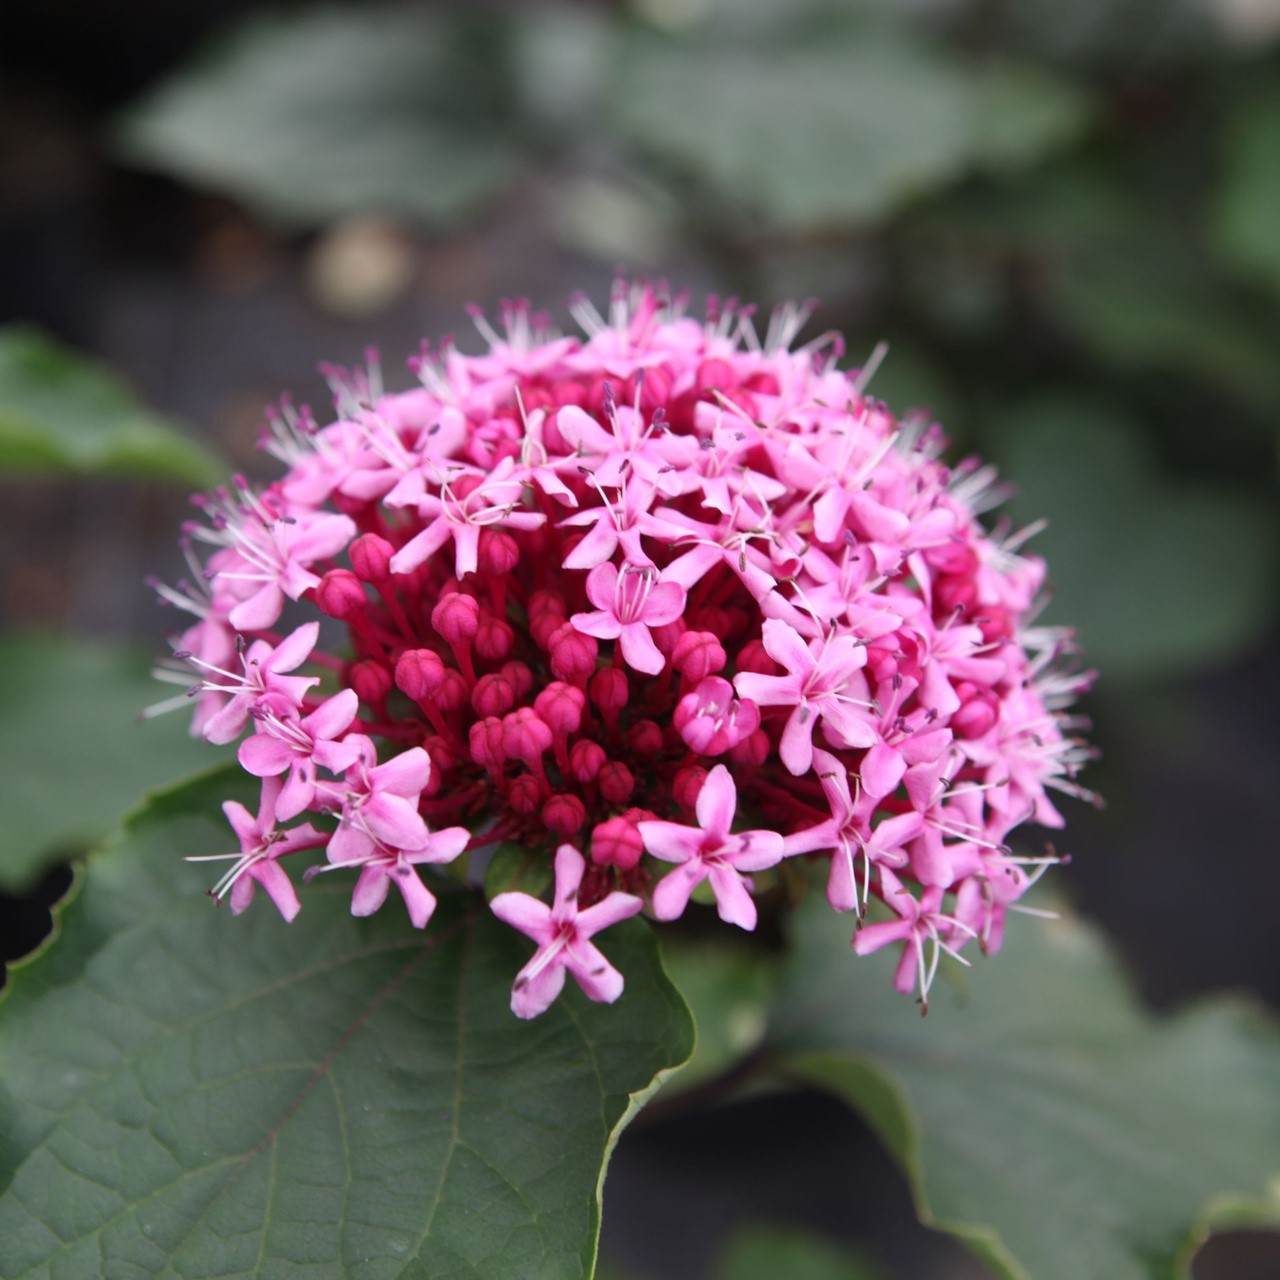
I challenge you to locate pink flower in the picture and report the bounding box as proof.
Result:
[335,822,471,929]
[323,738,432,864]
[490,844,643,1018]
[570,561,687,675]
[853,867,975,1010]
[733,619,877,775]
[153,282,1094,1015]
[238,689,362,819]
[639,765,785,930]
[187,776,326,920]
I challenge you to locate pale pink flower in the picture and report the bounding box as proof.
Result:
[491,844,643,1018]
[570,561,687,675]
[639,765,785,930]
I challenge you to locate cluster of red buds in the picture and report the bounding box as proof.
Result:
[152,282,1093,1017]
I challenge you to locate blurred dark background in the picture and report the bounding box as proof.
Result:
[2,2,1278,1277]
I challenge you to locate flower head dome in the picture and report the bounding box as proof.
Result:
[154,280,1094,1018]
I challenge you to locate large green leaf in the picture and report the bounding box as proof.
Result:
[767,898,1280,1280]
[114,6,519,229]
[1214,83,1280,299]
[0,327,221,484]
[0,635,227,892]
[0,769,694,1278]
[608,38,1091,232]
[994,399,1279,681]
[712,1225,886,1280]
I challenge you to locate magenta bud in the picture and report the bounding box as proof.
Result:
[315,569,367,620]
[589,666,628,716]
[508,773,542,816]
[503,706,553,763]
[435,669,469,715]
[350,658,392,705]
[672,630,727,682]
[432,591,480,645]
[542,793,586,838]
[395,648,445,699]
[625,719,663,758]
[500,660,534,701]
[591,816,644,871]
[569,738,606,784]
[598,761,635,805]
[349,533,394,582]
[549,623,598,684]
[471,672,516,718]
[469,716,507,772]
[478,529,520,576]
[672,766,708,813]
[534,681,586,736]
[475,615,515,661]
[729,728,770,769]
[734,638,780,677]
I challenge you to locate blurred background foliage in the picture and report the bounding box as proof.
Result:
[2,0,1279,1276]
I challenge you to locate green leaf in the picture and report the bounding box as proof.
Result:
[0,327,222,484]
[608,39,1091,231]
[657,940,774,1093]
[482,841,553,901]
[993,399,1279,681]
[114,7,519,230]
[0,768,694,1279]
[767,898,1280,1280]
[0,635,230,892]
[713,1225,886,1280]
[1214,83,1280,298]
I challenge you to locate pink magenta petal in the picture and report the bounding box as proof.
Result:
[221,799,259,848]
[268,621,320,673]
[238,733,293,777]
[570,610,622,640]
[553,844,586,901]
[350,865,391,917]
[618,622,665,675]
[827,843,859,912]
[852,918,913,957]
[584,561,619,611]
[575,892,644,937]
[642,580,686,627]
[760,619,811,675]
[490,892,552,940]
[371,747,431,795]
[364,794,430,850]
[695,765,737,837]
[304,689,359,740]
[779,704,817,776]
[275,766,315,821]
[637,820,700,865]
[652,863,705,921]
[511,956,566,1020]
[708,865,757,931]
[395,867,437,929]
[255,861,301,923]
[328,820,374,865]
[229,873,256,916]
[228,583,285,632]
[565,941,625,1004]
[861,743,907,799]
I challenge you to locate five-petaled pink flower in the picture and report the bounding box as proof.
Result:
[571,560,686,675]
[491,844,643,1019]
[638,764,785,930]
[188,776,326,921]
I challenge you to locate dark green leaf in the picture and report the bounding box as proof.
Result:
[1214,83,1280,297]
[713,1225,886,1280]
[768,897,1280,1280]
[609,39,1091,231]
[114,7,518,230]
[0,768,694,1278]
[0,634,229,892]
[482,841,553,901]
[657,940,774,1094]
[0,327,221,484]
[993,399,1279,681]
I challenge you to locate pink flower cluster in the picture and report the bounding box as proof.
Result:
[153,283,1093,1017]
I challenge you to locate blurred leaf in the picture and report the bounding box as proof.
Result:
[1214,82,1280,298]
[768,896,1280,1280]
[0,768,695,1278]
[994,399,1279,681]
[713,1224,886,1280]
[609,37,1092,232]
[658,939,775,1093]
[483,840,553,900]
[0,634,227,892]
[115,6,518,229]
[0,327,221,484]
